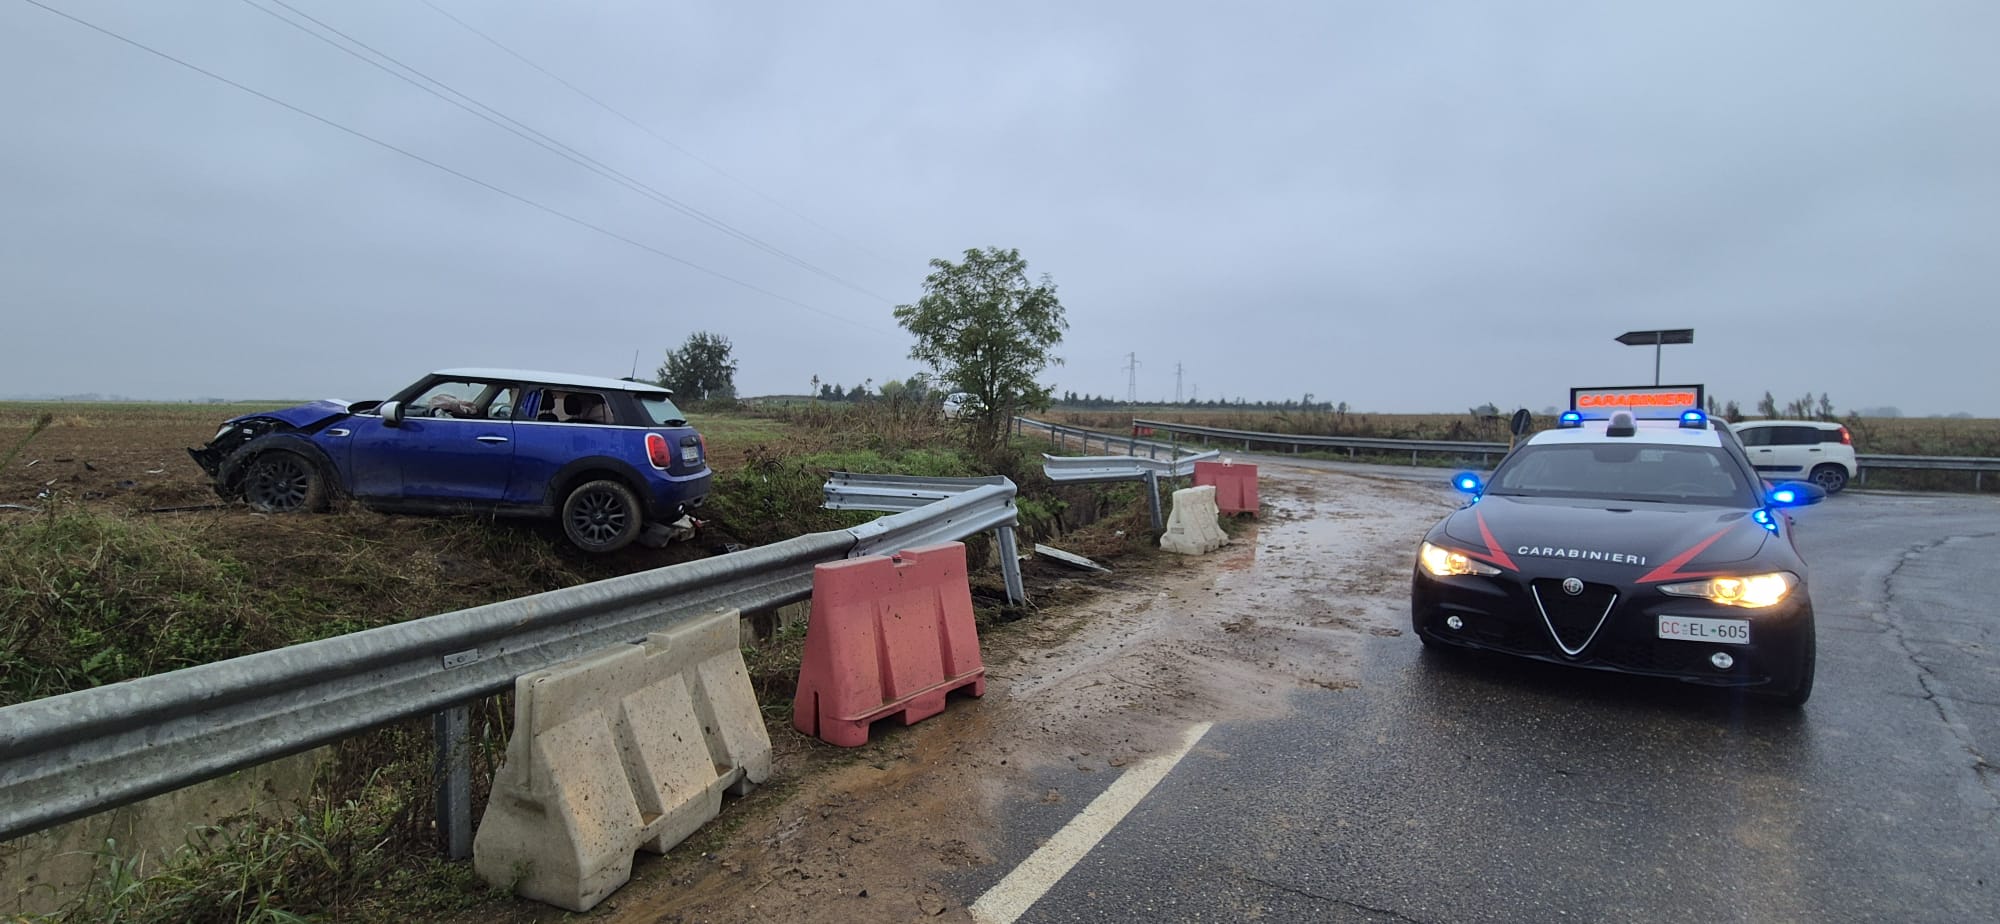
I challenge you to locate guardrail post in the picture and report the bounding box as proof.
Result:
[1410,450,1418,466]
[433,703,473,860]
[995,526,1026,605]
[1145,470,1164,531]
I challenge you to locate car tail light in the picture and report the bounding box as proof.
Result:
[1838,427,1852,446]
[645,432,672,469]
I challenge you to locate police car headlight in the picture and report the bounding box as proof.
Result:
[1419,542,1500,577]
[1660,572,1798,608]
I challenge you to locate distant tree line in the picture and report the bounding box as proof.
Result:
[1055,392,1339,412]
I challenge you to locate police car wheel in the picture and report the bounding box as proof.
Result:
[1765,622,1816,707]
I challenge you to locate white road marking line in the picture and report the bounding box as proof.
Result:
[969,721,1215,924]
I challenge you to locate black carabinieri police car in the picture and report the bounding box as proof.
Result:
[1411,389,1824,705]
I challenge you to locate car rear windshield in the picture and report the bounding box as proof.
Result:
[1488,443,1758,507]
[637,394,689,427]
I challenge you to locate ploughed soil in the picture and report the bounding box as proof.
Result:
[440,463,1451,924]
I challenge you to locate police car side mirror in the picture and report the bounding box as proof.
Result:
[1768,481,1824,507]
[1451,471,1484,496]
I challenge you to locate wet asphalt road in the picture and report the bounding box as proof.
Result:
[1006,486,2000,923]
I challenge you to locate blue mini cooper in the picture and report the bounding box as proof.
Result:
[189,368,712,553]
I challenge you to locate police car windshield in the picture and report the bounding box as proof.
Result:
[1487,443,1758,507]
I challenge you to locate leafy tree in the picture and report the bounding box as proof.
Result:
[1757,391,1778,418]
[1816,392,1836,420]
[879,378,907,401]
[894,247,1068,449]
[656,331,738,402]
[819,383,838,401]
[1723,400,1742,422]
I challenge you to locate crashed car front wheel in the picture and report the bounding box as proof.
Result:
[241,450,329,513]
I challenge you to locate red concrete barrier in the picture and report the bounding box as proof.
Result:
[792,542,986,747]
[1194,461,1259,515]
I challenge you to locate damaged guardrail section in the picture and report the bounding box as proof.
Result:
[826,472,1025,605]
[0,476,1021,858]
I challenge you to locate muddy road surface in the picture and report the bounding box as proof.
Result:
[556,464,1451,923]
[535,465,2000,923]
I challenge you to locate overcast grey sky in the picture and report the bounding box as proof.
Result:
[3,1,1995,414]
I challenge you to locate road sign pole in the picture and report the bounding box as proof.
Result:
[1655,335,1662,385]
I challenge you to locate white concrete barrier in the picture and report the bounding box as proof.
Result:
[1160,485,1229,555]
[473,608,770,912]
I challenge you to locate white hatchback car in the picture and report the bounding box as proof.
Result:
[940,392,983,420]
[1726,420,1857,494]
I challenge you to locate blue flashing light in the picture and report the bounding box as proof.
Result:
[1752,508,1778,533]
[1558,411,1584,428]
[1679,408,1707,429]
[1451,471,1484,496]
[1771,488,1798,505]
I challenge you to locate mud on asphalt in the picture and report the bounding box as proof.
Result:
[459,464,1456,924]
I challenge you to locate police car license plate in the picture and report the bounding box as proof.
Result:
[1657,615,1750,645]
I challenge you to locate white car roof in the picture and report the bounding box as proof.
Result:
[1727,419,1841,430]
[433,368,672,394]
[1527,420,1727,448]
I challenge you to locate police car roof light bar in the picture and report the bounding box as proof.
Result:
[1567,384,1707,421]
[1558,411,1585,429]
[1679,409,1707,429]
[1606,411,1638,437]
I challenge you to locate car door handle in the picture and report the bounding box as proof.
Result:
[327,428,350,437]
[1808,448,1822,452]
[476,435,509,444]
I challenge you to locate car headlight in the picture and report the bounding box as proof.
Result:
[1660,572,1798,608]
[213,424,235,441]
[1419,541,1500,577]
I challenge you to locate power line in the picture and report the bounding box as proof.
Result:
[18,0,884,333]
[416,0,899,269]
[241,0,894,304]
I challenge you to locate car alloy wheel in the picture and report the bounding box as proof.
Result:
[562,479,643,553]
[242,451,325,513]
[1810,464,1848,495]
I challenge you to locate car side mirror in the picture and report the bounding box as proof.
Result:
[1451,471,1484,496]
[1768,481,1825,507]
[380,400,404,428]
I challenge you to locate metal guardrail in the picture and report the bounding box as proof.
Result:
[1015,418,1230,531]
[1013,417,1186,459]
[1040,451,1221,532]
[1133,418,1510,464]
[1127,418,2000,488]
[826,473,1025,603]
[1854,454,2000,490]
[0,478,1021,850]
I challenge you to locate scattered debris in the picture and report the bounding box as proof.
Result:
[145,467,167,474]
[83,461,97,472]
[1034,543,1111,573]
[146,504,227,513]
[637,515,702,549]
[24,459,38,467]
[114,480,137,490]
[0,504,38,513]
